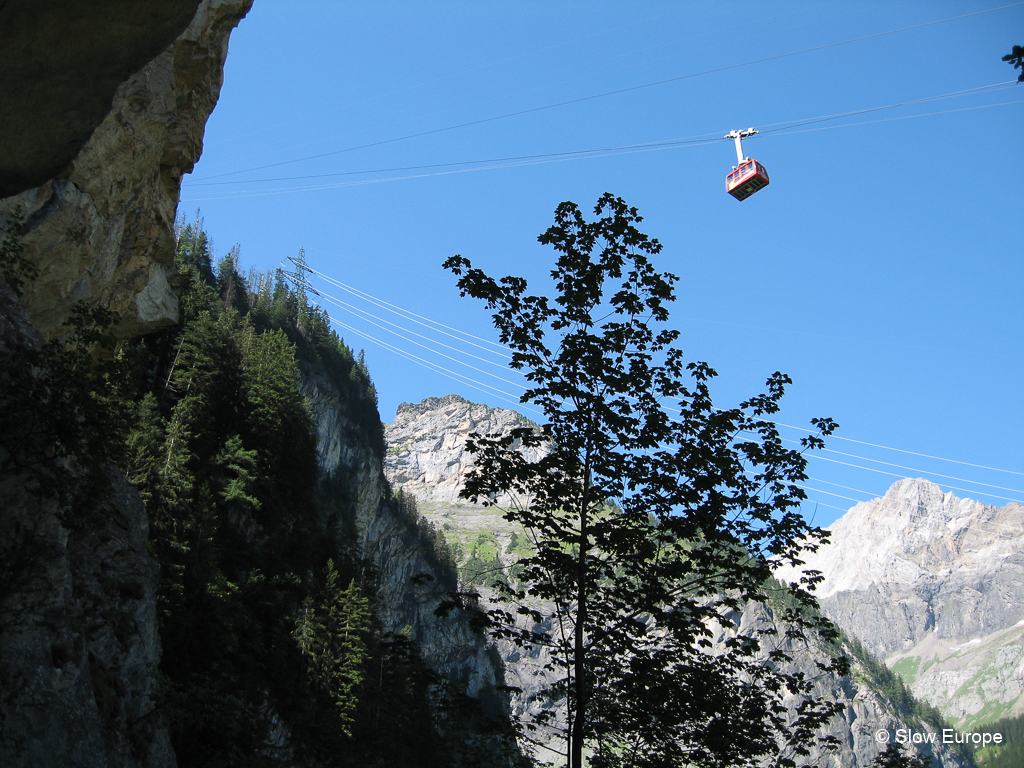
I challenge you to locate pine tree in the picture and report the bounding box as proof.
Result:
[293,560,371,736]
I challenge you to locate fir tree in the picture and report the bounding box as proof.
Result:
[293,560,371,737]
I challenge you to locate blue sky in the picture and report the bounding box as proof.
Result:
[179,1,1023,525]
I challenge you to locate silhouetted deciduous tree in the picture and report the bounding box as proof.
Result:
[1003,44,1024,81]
[444,194,846,768]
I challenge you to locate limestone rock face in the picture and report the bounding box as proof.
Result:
[302,382,504,701]
[776,478,1024,657]
[0,3,249,764]
[384,396,971,767]
[0,283,172,768]
[386,394,544,506]
[776,478,1024,727]
[0,0,203,197]
[723,603,972,768]
[0,0,253,340]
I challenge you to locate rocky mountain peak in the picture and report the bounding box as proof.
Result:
[786,478,1023,600]
[386,394,543,505]
[778,478,1024,727]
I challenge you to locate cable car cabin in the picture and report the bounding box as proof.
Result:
[726,159,770,201]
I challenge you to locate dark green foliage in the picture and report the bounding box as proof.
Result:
[217,245,250,315]
[128,303,324,765]
[0,297,126,518]
[293,560,371,736]
[1002,45,1024,82]
[975,713,1024,767]
[844,635,950,736]
[246,264,382,457]
[461,538,508,589]
[870,745,934,768]
[843,634,975,765]
[111,220,509,767]
[391,488,461,590]
[175,212,216,287]
[445,194,847,768]
[0,207,39,298]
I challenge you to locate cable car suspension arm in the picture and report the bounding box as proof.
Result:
[725,128,758,167]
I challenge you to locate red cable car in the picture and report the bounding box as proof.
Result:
[726,159,770,201]
[724,128,770,201]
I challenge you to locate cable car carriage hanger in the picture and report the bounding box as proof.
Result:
[725,128,769,201]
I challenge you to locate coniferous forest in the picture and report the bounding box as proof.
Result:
[7,214,495,767]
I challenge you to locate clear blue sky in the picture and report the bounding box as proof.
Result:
[179,1,1024,525]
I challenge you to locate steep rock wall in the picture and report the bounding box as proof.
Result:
[0,0,252,340]
[384,395,974,767]
[0,3,250,765]
[300,376,504,700]
[0,0,204,197]
[778,478,1024,656]
[776,478,1024,727]
[0,283,171,767]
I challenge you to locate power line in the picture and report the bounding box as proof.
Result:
[314,286,523,387]
[193,3,1024,182]
[770,421,1023,477]
[803,478,1023,537]
[805,454,1023,504]
[327,313,540,415]
[820,447,1024,496]
[294,267,1021,505]
[774,436,1024,497]
[305,264,512,353]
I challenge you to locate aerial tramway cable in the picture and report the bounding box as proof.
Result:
[193,2,1024,183]
[188,82,1017,189]
[182,97,1022,203]
[280,265,1023,511]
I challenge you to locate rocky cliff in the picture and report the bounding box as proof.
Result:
[776,478,1024,729]
[0,3,250,766]
[303,380,506,706]
[0,0,204,197]
[0,283,173,767]
[0,0,252,340]
[384,395,973,767]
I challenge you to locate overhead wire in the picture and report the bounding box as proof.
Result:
[805,453,1023,504]
[792,484,1021,538]
[799,478,1023,538]
[772,436,1024,496]
[299,267,1022,495]
[769,421,1022,476]
[229,7,687,145]
[187,132,723,186]
[756,82,1017,135]
[181,97,1023,203]
[763,98,1024,139]
[817,448,1024,496]
[304,263,511,353]
[313,285,524,387]
[292,268,1022,513]
[325,313,541,415]
[193,2,1024,182]
[186,82,1016,188]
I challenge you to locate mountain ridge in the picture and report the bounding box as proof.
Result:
[383,394,977,767]
[776,477,1024,729]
